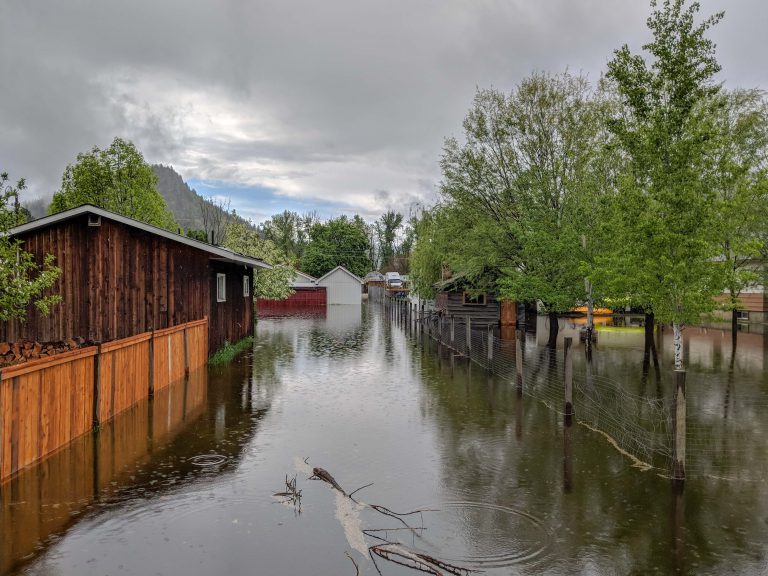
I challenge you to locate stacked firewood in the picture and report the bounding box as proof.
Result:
[0,338,84,367]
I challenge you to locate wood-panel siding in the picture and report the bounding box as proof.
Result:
[437,291,501,326]
[0,214,252,354]
[209,262,253,353]
[0,319,207,482]
[714,292,768,314]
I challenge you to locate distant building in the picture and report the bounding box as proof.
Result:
[0,205,270,354]
[434,273,516,327]
[715,285,768,323]
[316,266,363,305]
[257,270,326,315]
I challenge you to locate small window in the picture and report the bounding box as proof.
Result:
[243,275,250,297]
[216,273,226,302]
[463,292,486,306]
[736,310,749,321]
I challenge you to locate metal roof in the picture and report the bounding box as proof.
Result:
[363,271,386,283]
[316,265,363,284]
[7,204,272,270]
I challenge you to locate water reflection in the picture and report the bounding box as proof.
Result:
[305,305,371,358]
[4,307,768,575]
[417,316,768,574]
[1,341,283,576]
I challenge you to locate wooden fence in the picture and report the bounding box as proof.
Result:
[0,318,208,482]
[0,368,208,574]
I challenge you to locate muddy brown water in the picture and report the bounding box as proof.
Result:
[2,304,768,575]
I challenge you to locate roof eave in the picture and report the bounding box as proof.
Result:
[8,204,272,270]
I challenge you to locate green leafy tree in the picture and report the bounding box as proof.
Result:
[50,137,177,230]
[302,216,372,278]
[439,72,610,345]
[223,220,295,300]
[185,229,209,243]
[409,206,450,298]
[0,172,61,321]
[709,89,768,334]
[604,0,725,369]
[375,210,404,271]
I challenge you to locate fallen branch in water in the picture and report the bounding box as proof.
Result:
[305,464,477,576]
[273,473,302,513]
[345,551,360,576]
[310,467,347,495]
[369,543,479,576]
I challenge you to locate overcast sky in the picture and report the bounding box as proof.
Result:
[1,0,765,223]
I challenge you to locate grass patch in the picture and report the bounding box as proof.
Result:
[594,325,645,333]
[208,336,254,366]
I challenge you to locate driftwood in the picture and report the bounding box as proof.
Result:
[369,543,478,576]
[345,552,360,576]
[302,463,478,576]
[310,467,347,495]
[273,474,302,513]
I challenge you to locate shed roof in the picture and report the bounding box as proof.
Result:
[290,270,318,288]
[363,271,386,283]
[7,204,272,270]
[316,265,363,284]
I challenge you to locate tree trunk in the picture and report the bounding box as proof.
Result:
[547,312,559,349]
[672,322,683,370]
[641,312,654,388]
[731,308,738,338]
[644,312,655,347]
[585,278,594,342]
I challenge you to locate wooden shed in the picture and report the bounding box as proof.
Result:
[316,266,363,305]
[257,270,327,315]
[0,205,271,354]
[434,274,515,327]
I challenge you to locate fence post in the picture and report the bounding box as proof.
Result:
[564,420,573,493]
[466,316,472,355]
[148,329,155,398]
[487,326,493,365]
[564,336,574,425]
[439,314,444,345]
[92,343,102,429]
[183,325,190,377]
[516,329,524,397]
[672,370,686,481]
[450,315,455,347]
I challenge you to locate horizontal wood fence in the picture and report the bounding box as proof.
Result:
[0,317,208,482]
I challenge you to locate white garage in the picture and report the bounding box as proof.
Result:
[316,266,363,305]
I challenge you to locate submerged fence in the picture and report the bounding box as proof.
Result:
[0,368,208,574]
[0,318,208,481]
[382,295,763,483]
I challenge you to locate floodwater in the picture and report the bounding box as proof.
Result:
[2,304,768,575]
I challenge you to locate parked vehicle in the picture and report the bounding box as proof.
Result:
[385,271,403,289]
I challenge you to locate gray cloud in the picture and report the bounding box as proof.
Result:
[1,0,765,220]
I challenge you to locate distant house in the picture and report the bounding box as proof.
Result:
[362,271,386,295]
[363,271,385,285]
[257,270,326,315]
[0,205,271,354]
[434,273,516,327]
[317,266,363,305]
